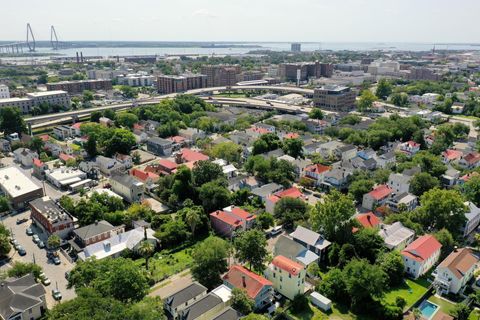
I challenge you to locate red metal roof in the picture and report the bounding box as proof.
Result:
[59,153,75,162]
[223,265,272,299]
[230,207,256,221]
[131,168,159,183]
[368,185,393,201]
[210,210,242,227]
[463,152,480,165]
[442,149,463,161]
[305,164,331,174]
[33,158,44,167]
[268,187,304,204]
[180,148,209,163]
[272,255,304,276]
[356,212,380,229]
[402,235,442,262]
[156,159,178,170]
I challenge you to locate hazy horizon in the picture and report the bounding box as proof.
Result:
[2,0,479,43]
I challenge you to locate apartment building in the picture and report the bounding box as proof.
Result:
[0,84,10,99]
[278,62,333,82]
[27,90,71,109]
[157,74,207,94]
[47,79,112,94]
[200,65,242,87]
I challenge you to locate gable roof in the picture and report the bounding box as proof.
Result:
[210,210,242,228]
[274,235,319,266]
[462,152,480,165]
[356,212,380,229]
[442,149,463,161]
[73,220,116,241]
[130,168,160,183]
[164,282,207,309]
[290,226,331,251]
[223,265,272,299]
[0,274,45,320]
[180,148,209,162]
[268,187,304,204]
[305,164,331,174]
[368,185,393,200]
[402,234,442,262]
[438,248,479,280]
[271,255,304,276]
[179,293,223,320]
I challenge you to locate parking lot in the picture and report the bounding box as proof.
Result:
[2,210,76,308]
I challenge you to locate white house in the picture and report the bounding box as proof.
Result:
[402,235,442,279]
[264,255,306,300]
[378,222,415,250]
[434,248,479,295]
[462,201,480,237]
[362,185,393,210]
[387,173,412,194]
[13,148,38,167]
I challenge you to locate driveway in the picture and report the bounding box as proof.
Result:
[2,210,76,308]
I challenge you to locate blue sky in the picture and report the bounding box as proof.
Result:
[1,0,478,43]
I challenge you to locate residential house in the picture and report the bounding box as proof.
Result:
[462,201,480,237]
[317,141,344,159]
[434,248,479,295]
[273,235,319,267]
[99,117,114,127]
[168,135,190,151]
[378,222,415,250]
[388,173,412,194]
[265,187,305,214]
[164,282,208,319]
[376,151,396,168]
[32,158,48,180]
[179,128,206,141]
[71,122,82,136]
[0,138,11,153]
[95,155,125,176]
[362,185,393,210]
[321,168,351,191]
[354,212,380,232]
[305,119,329,134]
[0,274,46,320]
[250,183,283,202]
[58,153,75,164]
[442,149,463,164]
[459,152,480,170]
[212,159,238,179]
[177,293,224,320]
[289,226,331,261]
[223,265,273,310]
[264,255,306,300]
[13,148,38,167]
[73,220,125,248]
[147,137,173,156]
[441,167,461,188]
[335,144,357,161]
[386,192,418,212]
[304,164,332,187]
[53,125,74,140]
[146,159,178,175]
[278,155,312,178]
[78,227,157,260]
[209,206,256,238]
[176,148,209,165]
[44,141,62,157]
[399,141,421,157]
[110,174,144,203]
[130,168,160,188]
[402,235,442,279]
[115,153,133,169]
[30,196,74,239]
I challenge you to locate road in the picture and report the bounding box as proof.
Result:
[3,210,76,308]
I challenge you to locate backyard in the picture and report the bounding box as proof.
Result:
[383,277,431,311]
[288,302,375,320]
[426,293,457,315]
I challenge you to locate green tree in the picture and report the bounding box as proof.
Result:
[198,181,231,212]
[375,79,392,100]
[103,109,116,121]
[416,188,466,236]
[0,197,10,213]
[132,151,141,165]
[82,90,94,103]
[412,151,446,177]
[192,160,225,187]
[125,296,166,320]
[47,234,61,250]
[390,92,409,107]
[104,129,136,156]
[310,190,356,243]
[273,197,308,230]
[434,228,455,259]
[252,133,282,155]
[282,138,304,159]
[191,236,230,289]
[234,229,268,271]
[349,179,374,203]
[90,111,102,122]
[231,288,255,315]
[409,172,440,196]
[463,175,480,207]
[0,106,27,135]
[115,113,139,129]
[353,227,385,263]
[357,90,377,112]
[184,206,202,238]
[137,240,155,270]
[29,136,44,153]
[309,108,324,120]
[8,261,42,279]
[257,212,274,230]
[449,303,471,320]
[376,251,404,287]
[119,85,138,99]
[210,142,242,163]
[0,234,11,257]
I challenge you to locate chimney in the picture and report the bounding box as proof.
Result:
[242,275,246,288]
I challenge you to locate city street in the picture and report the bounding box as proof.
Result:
[2,210,76,308]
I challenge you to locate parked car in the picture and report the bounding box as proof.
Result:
[41,277,51,286]
[10,238,18,246]
[26,227,33,236]
[37,241,45,249]
[16,217,28,224]
[52,289,62,301]
[32,235,40,244]
[14,243,21,251]
[64,271,70,280]
[17,246,26,256]
[52,257,61,265]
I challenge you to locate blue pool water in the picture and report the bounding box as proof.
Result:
[419,300,439,319]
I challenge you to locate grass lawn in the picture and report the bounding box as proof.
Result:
[135,247,194,282]
[427,294,457,315]
[469,309,480,320]
[383,278,430,310]
[288,302,375,320]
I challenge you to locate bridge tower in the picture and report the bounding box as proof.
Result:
[26,23,35,52]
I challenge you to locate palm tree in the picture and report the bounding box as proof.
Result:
[47,235,61,250]
[138,240,154,270]
[185,209,201,239]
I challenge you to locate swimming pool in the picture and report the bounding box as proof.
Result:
[418,300,439,319]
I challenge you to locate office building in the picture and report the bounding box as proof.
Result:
[46,79,112,94]
[118,73,155,87]
[157,74,207,94]
[0,97,33,113]
[313,85,356,111]
[0,167,43,209]
[407,67,441,81]
[278,62,333,82]
[200,65,242,87]
[291,43,301,52]
[0,84,9,99]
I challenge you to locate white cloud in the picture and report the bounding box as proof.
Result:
[192,8,218,19]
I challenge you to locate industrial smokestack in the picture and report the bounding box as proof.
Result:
[76,52,79,64]
[80,52,84,63]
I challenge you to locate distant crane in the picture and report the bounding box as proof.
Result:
[50,25,59,50]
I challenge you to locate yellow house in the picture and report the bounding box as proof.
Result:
[264,255,306,300]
